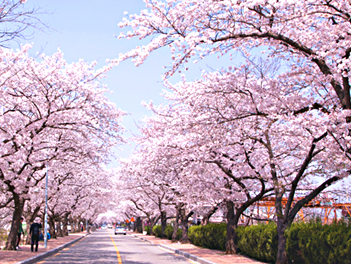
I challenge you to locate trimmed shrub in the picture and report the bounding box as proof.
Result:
[152,225,182,240]
[152,225,162,238]
[286,221,351,264]
[164,225,173,239]
[188,225,204,247]
[285,222,305,264]
[236,223,278,264]
[188,223,227,251]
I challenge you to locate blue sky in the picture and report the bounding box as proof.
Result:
[19,0,233,166]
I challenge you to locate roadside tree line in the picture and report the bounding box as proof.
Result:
[0,0,125,250]
[116,1,351,264]
[0,44,125,250]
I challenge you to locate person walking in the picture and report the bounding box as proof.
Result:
[29,218,42,252]
[16,217,24,249]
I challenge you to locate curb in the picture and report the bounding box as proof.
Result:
[134,235,217,264]
[16,233,89,264]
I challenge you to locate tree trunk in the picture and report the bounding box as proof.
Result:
[70,218,77,233]
[57,219,63,237]
[62,213,69,236]
[225,201,238,254]
[172,207,180,242]
[49,216,56,239]
[160,211,167,238]
[5,193,25,250]
[179,208,192,244]
[276,218,289,264]
[136,217,142,233]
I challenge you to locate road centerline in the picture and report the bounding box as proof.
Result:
[109,234,123,264]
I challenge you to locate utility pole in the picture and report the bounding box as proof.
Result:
[44,158,48,248]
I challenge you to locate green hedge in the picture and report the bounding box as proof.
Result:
[188,223,227,251]
[238,221,351,264]
[152,225,162,238]
[152,225,182,240]
[236,223,278,263]
[153,221,351,264]
[286,221,351,264]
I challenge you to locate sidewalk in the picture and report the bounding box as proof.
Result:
[133,233,266,264]
[0,232,86,264]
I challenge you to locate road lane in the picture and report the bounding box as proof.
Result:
[41,230,119,264]
[40,229,197,264]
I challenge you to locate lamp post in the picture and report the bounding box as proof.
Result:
[44,158,48,248]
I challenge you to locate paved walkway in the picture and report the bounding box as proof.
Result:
[0,231,265,264]
[0,232,86,264]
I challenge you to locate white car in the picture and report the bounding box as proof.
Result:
[115,226,127,235]
[101,224,107,229]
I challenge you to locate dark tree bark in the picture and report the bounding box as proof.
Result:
[70,217,77,233]
[56,218,63,237]
[5,193,25,250]
[275,216,289,264]
[225,201,237,254]
[172,205,180,242]
[179,209,193,244]
[160,210,167,238]
[62,213,70,236]
[48,215,56,239]
[136,216,142,233]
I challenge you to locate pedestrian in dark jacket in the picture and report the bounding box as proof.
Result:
[30,219,42,252]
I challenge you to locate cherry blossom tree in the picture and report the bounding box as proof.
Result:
[128,61,350,260]
[117,2,351,263]
[18,156,114,242]
[42,165,113,238]
[136,83,273,251]
[0,45,124,250]
[117,0,351,110]
[117,0,351,170]
[127,107,237,244]
[119,152,176,236]
[119,134,221,241]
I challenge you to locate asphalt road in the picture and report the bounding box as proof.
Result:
[38,229,197,264]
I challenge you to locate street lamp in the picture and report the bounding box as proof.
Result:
[44,158,48,248]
